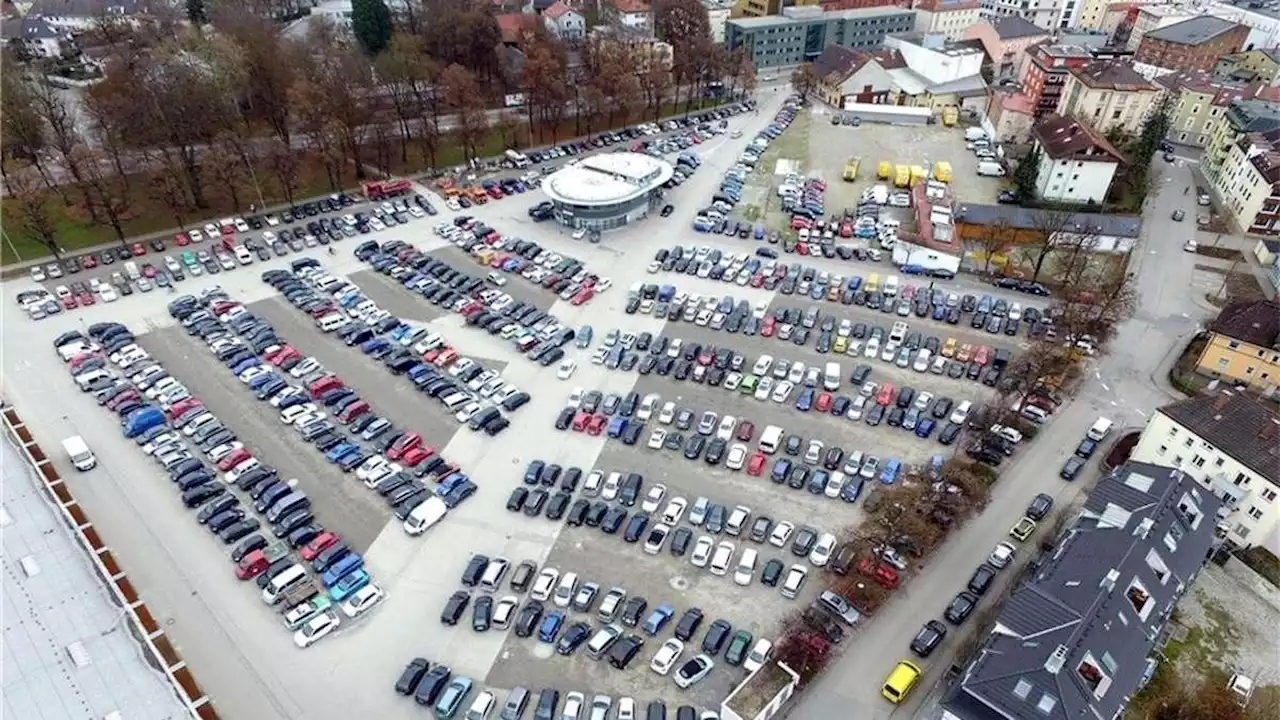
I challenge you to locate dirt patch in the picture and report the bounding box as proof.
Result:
[1164,564,1280,688]
[1194,246,1243,261]
[1205,270,1267,307]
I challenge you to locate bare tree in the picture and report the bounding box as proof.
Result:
[1020,208,1075,282]
[772,616,832,686]
[0,69,56,190]
[71,146,131,242]
[147,154,192,230]
[27,77,97,216]
[638,62,674,122]
[205,133,248,211]
[375,33,431,164]
[790,63,819,100]
[263,137,302,207]
[1,159,63,259]
[439,63,490,163]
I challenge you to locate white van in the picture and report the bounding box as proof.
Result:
[759,425,784,454]
[316,314,348,332]
[262,565,308,604]
[124,261,141,280]
[61,436,96,471]
[823,362,841,391]
[883,275,900,297]
[1087,417,1113,441]
[403,497,447,536]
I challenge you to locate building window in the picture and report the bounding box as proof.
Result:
[1013,678,1034,700]
[1157,445,1168,455]
[1193,455,1206,467]
[1076,653,1113,698]
[1036,694,1058,714]
[1146,549,1170,584]
[1262,487,1277,502]
[1235,523,1251,538]
[1126,577,1154,619]
[1183,437,1194,448]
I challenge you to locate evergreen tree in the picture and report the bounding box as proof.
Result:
[352,0,393,56]
[1013,145,1041,202]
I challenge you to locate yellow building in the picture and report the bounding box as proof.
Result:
[1058,60,1161,137]
[1157,72,1280,149]
[1203,99,1280,194]
[1195,299,1280,392]
[732,0,816,19]
[1215,49,1280,86]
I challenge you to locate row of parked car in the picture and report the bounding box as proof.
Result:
[351,239,582,369]
[171,286,470,525]
[693,96,801,233]
[264,259,526,434]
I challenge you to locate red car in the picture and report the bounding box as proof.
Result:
[570,289,593,306]
[81,254,98,269]
[746,452,767,476]
[736,421,755,442]
[857,558,901,589]
[174,232,191,246]
[130,242,146,256]
[434,348,458,367]
[876,383,896,407]
[696,348,714,366]
[300,532,338,561]
[401,446,434,467]
[386,432,423,461]
[167,398,203,419]
[61,295,79,310]
[839,222,853,238]
[141,263,158,278]
[815,392,833,412]
[795,242,809,255]
[586,414,607,436]
[571,411,592,432]
[77,291,95,306]
[749,274,764,288]
[338,401,371,424]
[760,317,776,337]
[973,345,991,367]
[106,390,141,411]
[216,448,252,472]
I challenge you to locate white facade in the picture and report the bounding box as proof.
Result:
[1130,410,1280,553]
[914,7,983,41]
[704,0,733,43]
[544,8,586,41]
[721,662,800,720]
[882,35,985,85]
[1035,155,1117,204]
[980,0,1065,30]
[893,240,962,274]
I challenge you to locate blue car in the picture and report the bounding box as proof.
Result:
[576,326,593,348]
[524,460,545,484]
[607,417,627,438]
[642,604,674,636]
[795,388,814,412]
[231,357,260,375]
[437,472,469,495]
[361,338,389,355]
[337,450,369,471]
[879,459,902,485]
[537,610,566,642]
[809,284,825,300]
[329,568,370,602]
[278,394,308,411]
[771,458,791,483]
[915,419,937,438]
[321,553,363,587]
[932,305,947,321]
[325,442,359,463]
[441,480,476,508]
[247,372,279,390]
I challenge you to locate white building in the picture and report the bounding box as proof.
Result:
[1129,389,1280,553]
[1032,114,1124,205]
[540,152,673,230]
[884,32,985,86]
[543,1,585,41]
[979,0,1065,31]
[703,0,733,44]
[721,661,800,720]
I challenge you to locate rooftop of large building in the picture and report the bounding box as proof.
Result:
[541,152,673,205]
[1142,15,1245,46]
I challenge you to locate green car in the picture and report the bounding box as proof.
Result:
[739,375,759,395]
[725,629,754,666]
[181,250,196,266]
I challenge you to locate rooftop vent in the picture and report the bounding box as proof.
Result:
[0,505,11,527]
[1044,644,1069,674]
[66,641,92,668]
[20,556,40,578]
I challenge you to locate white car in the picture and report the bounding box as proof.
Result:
[289,358,322,378]
[809,533,837,567]
[780,564,809,599]
[725,443,747,470]
[650,639,684,675]
[715,415,737,441]
[753,355,774,375]
[771,380,794,403]
[566,386,585,409]
[754,376,774,401]
[709,541,735,576]
[99,286,119,302]
[641,484,667,513]
[989,541,1017,568]
[786,362,805,384]
[339,583,384,619]
[492,596,519,629]
[280,404,321,424]
[803,440,824,465]
[743,639,773,673]
[769,521,795,548]
[556,358,577,380]
[722,372,742,391]
[637,393,660,421]
[690,536,715,567]
[601,472,622,501]
[530,568,560,601]
[647,428,668,449]
[661,497,687,525]
[658,402,677,424]
[293,611,340,648]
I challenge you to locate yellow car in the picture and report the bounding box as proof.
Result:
[833,336,849,354]
[882,660,922,703]
[942,337,957,358]
[1010,516,1037,542]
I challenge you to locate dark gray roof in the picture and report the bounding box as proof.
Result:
[21,16,60,39]
[953,204,1142,238]
[993,16,1046,40]
[1159,389,1280,481]
[1144,16,1243,46]
[943,462,1222,720]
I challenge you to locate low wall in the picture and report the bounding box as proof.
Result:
[0,402,219,719]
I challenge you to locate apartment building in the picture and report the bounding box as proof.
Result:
[1215,48,1280,86]
[1020,44,1098,119]
[942,461,1222,720]
[1130,389,1280,552]
[978,0,1066,31]
[1134,16,1248,73]
[602,0,652,32]
[1032,114,1125,204]
[724,5,916,69]
[913,0,983,41]
[1058,60,1162,136]
[964,16,1049,80]
[1158,71,1280,148]
[1203,98,1280,198]
[1195,299,1280,390]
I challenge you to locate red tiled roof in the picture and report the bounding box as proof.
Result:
[495,12,539,43]
[544,0,574,19]
[608,0,649,14]
[1034,114,1125,163]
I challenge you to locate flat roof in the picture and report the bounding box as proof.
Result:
[1,437,188,720]
[542,151,673,206]
[723,662,797,719]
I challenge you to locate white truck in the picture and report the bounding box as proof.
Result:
[61,436,96,471]
[964,127,987,141]
[1086,417,1113,441]
[976,161,1006,177]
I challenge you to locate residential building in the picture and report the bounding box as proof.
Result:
[543,1,586,41]
[1130,390,1280,552]
[953,203,1141,252]
[602,0,652,32]
[1058,59,1162,136]
[1124,4,1198,51]
[721,661,800,720]
[814,45,905,106]
[495,12,541,44]
[724,6,917,70]
[812,33,987,109]
[5,15,67,58]
[21,0,147,31]
[588,26,674,74]
[1032,114,1125,204]
[1215,49,1280,86]
[1134,16,1248,73]
[941,461,1223,720]
[732,0,824,19]
[704,0,734,43]
[1254,239,1280,293]
[985,88,1037,143]
[1195,299,1280,390]
[1057,27,1114,48]
[913,0,982,41]
[1203,98,1280,186]
[1209,129,1280,235]
[1207,0,1280,52]
[965,17,1049,81]
[892,179,964,275]
[978,0,1065,31]
[1020,43,1098,118]
[1157,71,1280,148]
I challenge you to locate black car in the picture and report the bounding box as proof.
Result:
[669,526,693,556]
[440,591,470,625]
[1060,456,1086,480]
[967,564,998,596]
[395,657,430,695]
[515,600,544,638]
[565,498,590,527]
[556,621,592,656]
[623,512,650,542]
[506,486,529,512]
[701,619,732,656]
[472,594,493,631]
[944,591,979,625]
[1026,493,1054,520]
[460,554,489,586]
[621,596,648,627]
[909,620,948,657]
[601,506,628,534]
[414,665,451,706]
[673,607,704,641]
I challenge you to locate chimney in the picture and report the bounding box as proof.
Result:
[1213,392,1231,412]
[1044,644,1069,674]
[1262,420,1280,442]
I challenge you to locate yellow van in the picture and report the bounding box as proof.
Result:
[882,660,922,704]
[865,273,880,294]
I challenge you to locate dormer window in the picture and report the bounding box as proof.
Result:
[1076,652,1113,698]
[1126,577,1154,620]
[1146,549,1170,584]
[1177,493,1203,530]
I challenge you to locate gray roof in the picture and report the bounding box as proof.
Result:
[1,437,189,719]
[1159,389,1280,481]
[1144,16,1243,46]
[21,16,61,39]
[953,204,1142,238]
[993,16,1046,40]
[943,462,1222,720]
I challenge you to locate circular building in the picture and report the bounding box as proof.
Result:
[541,152,674,231]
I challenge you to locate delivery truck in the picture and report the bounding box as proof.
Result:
[933,161,952,183]
[61,436,96,471]
[941,107,958,126]
[910,165,927,185]
[977,161,1006,177]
